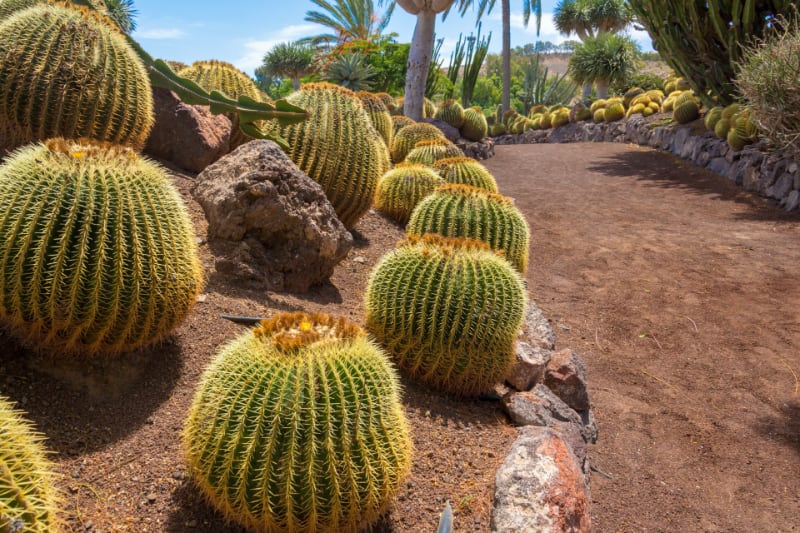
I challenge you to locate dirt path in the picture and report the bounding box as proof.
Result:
[485,143,800,532]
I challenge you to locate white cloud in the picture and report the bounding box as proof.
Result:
[235,24,319,74]
[134,28,187,40]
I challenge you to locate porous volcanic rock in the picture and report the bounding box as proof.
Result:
[193,140,353,292]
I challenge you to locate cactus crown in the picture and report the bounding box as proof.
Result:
[434,182,515,206]
[254,312,363,352]
[402,233,497,256]
[414,138,451,148]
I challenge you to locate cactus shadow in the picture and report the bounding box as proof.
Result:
[0,333,183,456]
[757,398,800,456]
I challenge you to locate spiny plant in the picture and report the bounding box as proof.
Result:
[390,122,446,164]
[490,123,507,137]
[323,53,376,92]
[704,106,724,131]
[263,82,391,229]
[434,99,465,128]
[184,312,413,533]
[0,139,203,356]
[404,138,463,165]
[552,110,570,128]
[374,163,445,225]
[392,115,416,136]
[365,234,527,396]
[673,100,700,124]
[406,184,531,274]
[0,3,153,153]
[432,157,498,193]
[604,102,625,123]
[375,92,396,112]
[460,108,488,141]
[0,396,61,533]
[356,91,393,148]
[424,97,437,119]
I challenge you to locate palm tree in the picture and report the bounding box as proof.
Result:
[301,0,395,47]
[568,32,638,98]
[262,42,316,91]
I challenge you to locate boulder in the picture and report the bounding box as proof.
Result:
[491,427,591,533]
[502,384,597,445]
[544,349,590,412]
[193,140,353,292]
[421,118,460,142]
[506,341,551,391]
[144,87,231,173]
[520,301,556,350]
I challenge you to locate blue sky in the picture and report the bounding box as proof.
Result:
[131,1,655,75]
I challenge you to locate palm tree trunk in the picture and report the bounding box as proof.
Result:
[501,0,511,115]
[292,77,301,91]
[596,78,609,99]
[582,81,593,99]
[404,9,437,121]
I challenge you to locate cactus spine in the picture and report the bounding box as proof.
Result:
[460,108,488,141]
[391,115,416,136]
[0,395,60,532]
[432,157,499,193]
[404,138,464,165]
[407,184,530,273]
[390,122,446,164]
[365,235,527,396]
[374,163,445,224]
[184,312,412,533]
[434,99,466,128]
[0,4,153,153]
[356,91,393,147]
[0,139,203,356]
[673,100,700,124]
[264,82,391,229]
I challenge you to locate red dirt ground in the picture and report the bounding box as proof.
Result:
[1,141,799,532]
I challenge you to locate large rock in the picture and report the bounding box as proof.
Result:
[544,349,590,412]
[491,427,591,533]
[421,118,460,142]
[520,301,556,350]
[193,140,353,292]
[144,87,231,173]
[502,384,597,445]
[506,341,551,391]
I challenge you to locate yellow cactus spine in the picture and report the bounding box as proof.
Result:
[374,163,445,224]
[390,122,446,164]
[404,138,464,165]
[356,91,394,148]
[432,156,499,192]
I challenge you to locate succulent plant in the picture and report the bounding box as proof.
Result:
[623,87,645,107]
[365,234,527,396]
[407,184,531,274]
[184,312,413,533]
[727,111,758,150]
[392,115,416,136]
[391,96,405,116]
[432,157,499,193]
[264,82,391,229]
[714,117,731,139]
[0,4,153,153]
[460,108,488,141]
[0,139,202,356]
[704,106,724,131]
[590,99,607,113]
[434,99,466,128]
[424,97,437,119]
[356,91,393,147]
[673,100,700,124]
[551,110,570,128]
[375,92,396,111]
[604,102,625,122]
[404,139,463,165]
[374,163,445,224]
[490,123,507,137]
[390,122,446,164]
[593,108,606,123]
[721,103,742,120]
[0,395,60,533]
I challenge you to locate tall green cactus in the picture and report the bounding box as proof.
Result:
[404,139,464,166]
[263,82,391,229]
[432,157,499,193]
[184,312,413,533]
[0,139,203,356]
[0,395,60,533]
[407,184,531,274]
[356,91,393,148]
[390,122,446,164]
[374,163,445,225]
[628,1,795,107]
[365,235,527,396]
[0,4,154,153]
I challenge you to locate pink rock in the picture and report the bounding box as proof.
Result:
[506,341,552,391]
[544,349,590,411]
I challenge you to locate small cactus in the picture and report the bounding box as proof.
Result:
[623,87,645,108]
[704,106,724,131]
[432,157,499,192]
[392,115,416,136]
[374,163,445,224]
[673,100,700,124]
[714,117,731,139]
[604,102,625,122]
[424,97,437,118]
[460,108,488,141]
[356,91,393,147]
[551,110,570,128]
[390,122,446,164]
[407,184,531,274]
[365,235,527,396]
[490,123,507,137]
[0,139,203,356]
[184,312,413,533]
[404,138,463,165]
[434,99,465,128]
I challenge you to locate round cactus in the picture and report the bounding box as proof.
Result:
[0,0,117,25]
[490,123,507,137]
[673,100,700,124]
[404,138,463,165]
[593,109,606,123]
[604,102,625,122]
[0,139,203,356]
[551,110,570,128]
[721,103,742,120]
[356,91,393,148]
[423,97,437,118]
[623,87,645,108]
[460,108,488,141]
[0,396,60,533]
[434,99,466,128]
[391,115,416,136]
[390,122,446,164]
[264,82,391,229]
[432,157,499,192]
[704,106,724,131]
[365,235,527,396]
[184,312,413,533]
[374,163,445,224]
[407,184,531,274]
[714,117,731,139]
[0,4,153,153]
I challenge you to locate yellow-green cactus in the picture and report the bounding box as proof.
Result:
[184,312,413,533]
[390,122,446,164]
[365,235,527,396]
[552,110,570,128]
[604,102,625,122]
[374,163,445,224]
[356,91,393,147]
[404,138,463,165]
[264,82,391,229]
[714,117,731,139]
[0,139,203,356]
[704,106,724,131]
[424,97,437,118]
[0,395,61,533]
[434,99,466,128]
[432,157,499,193]
[673,100,700,124]
[490,123,507,137]
[0,4,153,153]
[460,108,488,141]
[392,115,416,136]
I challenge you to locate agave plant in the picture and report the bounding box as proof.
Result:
[568,32,638,99]
[324,53,376,91]
[518,53,577,109]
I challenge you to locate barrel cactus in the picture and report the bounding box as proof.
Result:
[392,115,416,136]
[673,100,700,124]
[365,235,527,396]
[404,138,463,165]
[263,82,391,229]
[407,184,530,274]
[490,123,507,137]
[424,97,437,118]
[374,163,445,224]
[714,117,731,139]
[552,110,570,128]
[604,102,625,122]
[0,396,60,533]
[0,4,153,153]
[390,122,446,164]
[432,157,498,193]
[184,312,413,533]
[593,108,606,123]
[375,92,396,112]
[434,99,466,128]
[704,106,724,131]
[356,91,393,147]
[460,108,488,141]
[0,139,203,356]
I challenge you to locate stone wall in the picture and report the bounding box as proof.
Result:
[494,116,800,212]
